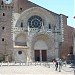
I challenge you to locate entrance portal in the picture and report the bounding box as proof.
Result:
[34,50,47,62]
[34,40,48,62]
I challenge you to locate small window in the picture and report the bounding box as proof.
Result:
[2,27,5,30]
[1,1,3,5]
[20,8,22,11]
[21,22,23,27]
[2,38,4,41]
[3,13,5,16]
[49,24,51,29]
[8,6,10,9]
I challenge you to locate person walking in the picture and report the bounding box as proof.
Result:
[55,60,58,71]
[59,59,62,72]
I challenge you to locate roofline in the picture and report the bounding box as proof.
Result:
[60,14,68,18]
[67,25,74,29]
[28,0,68,17]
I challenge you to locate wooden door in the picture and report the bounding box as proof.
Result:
[34,50,40,61]
[42,50,47,61]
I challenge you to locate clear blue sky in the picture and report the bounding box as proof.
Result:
[29,0,74,27]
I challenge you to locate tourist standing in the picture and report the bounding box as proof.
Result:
[59,59,62,72]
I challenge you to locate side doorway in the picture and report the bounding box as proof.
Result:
[34,50,40,61]
[42,50,47,61]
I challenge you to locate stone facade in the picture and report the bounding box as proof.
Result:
[13,6,61,62]
[0,0,73,62]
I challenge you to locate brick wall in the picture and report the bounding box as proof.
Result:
[60,21,74,60]
[13,0,37,13]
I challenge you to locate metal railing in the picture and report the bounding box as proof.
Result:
[13,27,52,32]
[0,62,50,67]
[0,61,74,74]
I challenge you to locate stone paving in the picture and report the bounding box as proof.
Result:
[0,62,74,75]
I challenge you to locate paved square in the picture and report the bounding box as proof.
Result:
[0,63,74,75]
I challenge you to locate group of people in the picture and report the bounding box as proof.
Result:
[55,59,63,72]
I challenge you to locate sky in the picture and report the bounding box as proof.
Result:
[29,0,74,28]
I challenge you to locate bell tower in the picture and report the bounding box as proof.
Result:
[0,0,13,62]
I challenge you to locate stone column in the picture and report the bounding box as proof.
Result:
[40,50,42,62]
[54,42,59,59]
[5,55,9,62]
[26,48,29,63]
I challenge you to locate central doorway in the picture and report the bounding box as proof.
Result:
[34,50,47,62]
[34,40,48,62]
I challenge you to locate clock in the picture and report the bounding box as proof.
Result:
[28,15,43,28]
[3,0,12,4]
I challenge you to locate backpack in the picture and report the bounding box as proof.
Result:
[55,61,58,67]
[59,60,62,66]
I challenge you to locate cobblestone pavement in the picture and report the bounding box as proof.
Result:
[0,62,74,75]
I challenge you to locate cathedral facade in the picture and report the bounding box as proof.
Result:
[0,0,69,62]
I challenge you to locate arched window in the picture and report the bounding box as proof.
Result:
[20,22,23,27]
[20,8,22,11]
[3,13,5,16]
[49,24,51,29]
[2,27,5,30]
[2,38,4,41]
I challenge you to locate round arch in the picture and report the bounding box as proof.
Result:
[31,32,54,61]
[31,32,54,50]
[15,33,27,46]
[34,40,48,50]
[15,7,55,27]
